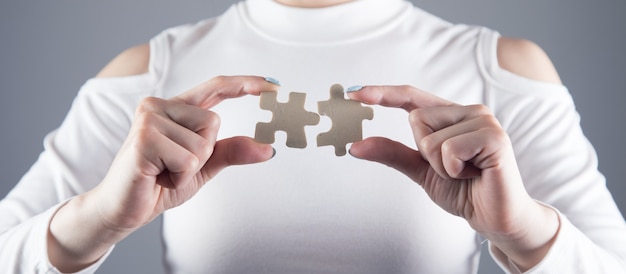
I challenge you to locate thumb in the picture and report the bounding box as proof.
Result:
[350,137,427,184]
[202,136,274,180]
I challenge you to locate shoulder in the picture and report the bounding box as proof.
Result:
[496,37,562,84]
[96,43,150,78]
[93,18,222,79]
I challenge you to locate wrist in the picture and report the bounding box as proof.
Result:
[485,201,560,271]
[48,190,134,272]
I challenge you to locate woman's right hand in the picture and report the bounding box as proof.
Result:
[48,75,279,272]
[94,75,278,230]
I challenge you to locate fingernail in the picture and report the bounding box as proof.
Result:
[271,147,277,158]
[264,77,281,86]
[346,85,364,93]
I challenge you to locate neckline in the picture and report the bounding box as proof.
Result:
[238,0,412,46]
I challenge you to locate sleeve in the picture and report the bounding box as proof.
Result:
[0,201,113,273]
[478,29,626,273]
[489,207,626,273]
[0,73,157,273]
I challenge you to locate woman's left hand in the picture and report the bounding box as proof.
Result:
[347,85,559,271]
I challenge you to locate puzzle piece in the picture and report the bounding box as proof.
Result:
[255,91,320,148]
[317,84,374,156]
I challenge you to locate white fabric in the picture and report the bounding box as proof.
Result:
[1,0,625,273]
[0,75,149,273]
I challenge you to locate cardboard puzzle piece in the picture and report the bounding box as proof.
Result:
[317,84,374,156]
[255,91,320,148]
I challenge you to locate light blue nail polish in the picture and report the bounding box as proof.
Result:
[264,77,281,86]
[346,85,364,93]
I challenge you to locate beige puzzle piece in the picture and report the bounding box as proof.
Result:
[317,84,374,156]
[255,91,320,148]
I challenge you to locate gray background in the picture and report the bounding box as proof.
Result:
[1,0,624,273]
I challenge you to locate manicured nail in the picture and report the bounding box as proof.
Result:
[346,85,364,93]
[264,77,281,86]
[271,147,277,158]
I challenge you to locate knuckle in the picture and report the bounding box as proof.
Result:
[137,97,164,113]
[196,139,215,159]
[418,136,438,156]
[206,112,221,129]
[494,129,511,145]
[479,114,502,128]
[467,104,492,115]
[180,152,201,170]
[409,109,432,131]
[206,110,220,121]
[209,75,228,87]
[409,108,424,120]
[485,127,511,146]
[440,140,454,155]
[194,111,221,135]
[133,127,157,145]
[408,110,420,125]
[134,111,161,128]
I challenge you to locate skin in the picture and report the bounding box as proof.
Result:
[49,0,562,272]
[347,88,559,271]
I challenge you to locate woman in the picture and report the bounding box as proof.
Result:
[1,0,625,273]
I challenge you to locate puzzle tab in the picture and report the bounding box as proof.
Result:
[317,84,374,156]
[255,91,320,148]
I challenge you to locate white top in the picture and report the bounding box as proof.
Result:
[1,0,625,273]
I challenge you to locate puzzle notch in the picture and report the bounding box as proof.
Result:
[255,91,320,148]
[317,84,374,156]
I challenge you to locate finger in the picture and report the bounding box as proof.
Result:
[136,128,204,189]
[417,115,496,179]
[417,115,504,179]
[409,104,493,141]
[407,104,492,177]
[201,137,274,181]
[350,137,428,184]
[442,127,510,179]
[134,98,220,172]
[139,112,218,164]
[162,100,222,137]
[174,75,280,109]
[346,85,456,112]
[136,96,221,141]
